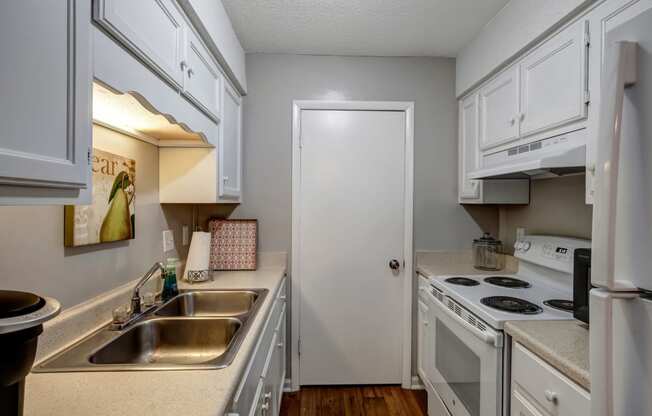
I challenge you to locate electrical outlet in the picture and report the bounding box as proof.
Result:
[182,225,189,246]
[162,230,174,252]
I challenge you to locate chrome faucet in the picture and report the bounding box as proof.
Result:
[130,262,165,314]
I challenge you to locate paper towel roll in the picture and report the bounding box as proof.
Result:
[184,231,211,281]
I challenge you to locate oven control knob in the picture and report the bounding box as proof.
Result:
[522,241,532,252]
[515,241,523,251]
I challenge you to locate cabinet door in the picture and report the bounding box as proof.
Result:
[479,66,520,150]
[0,0,91,194]
[183,28,222,121]
[519,20,588,138]
[94,0,185,88]
[417,299,430,383]
[250,378,266,416]
[219,82,243,199]
[458,94,482,202]
[260,331,278,416]
[273,307,287,414]
[511,391,545,416]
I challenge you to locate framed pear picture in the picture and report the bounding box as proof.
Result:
[64,148,136,247]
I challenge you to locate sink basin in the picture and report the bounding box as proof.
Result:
[33,288,268,372]
[90,317,241,365]
[155,290,259,317]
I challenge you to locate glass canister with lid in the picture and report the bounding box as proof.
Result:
[472,233,505,271]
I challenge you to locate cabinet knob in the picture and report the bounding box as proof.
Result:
[389,259,400,270]
[187,68,194,77]
[519,113,525,121]
[588,164,596,175]
[544,390,558,403]
[510,117,516,125]
[180,60,187,70]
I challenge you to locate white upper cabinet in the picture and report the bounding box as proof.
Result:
[219,82,243,200]
[519,20,588,138]
[0,0,92,204]
[183,28,222,121]
[159,81,242,204]
[479,67,520,151]
[94,0,185,88]
[459,92,530,205]
[459,94,481,201]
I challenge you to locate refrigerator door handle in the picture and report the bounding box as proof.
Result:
[592,41,638,290]
[590,288,647,416]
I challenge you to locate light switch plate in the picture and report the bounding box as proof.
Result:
[162,230,174,252]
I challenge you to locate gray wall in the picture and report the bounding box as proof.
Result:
[499,175,593,252]
[232,53,494,252]
[0,126,188,308]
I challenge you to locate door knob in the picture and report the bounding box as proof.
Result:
[389,259,400,270]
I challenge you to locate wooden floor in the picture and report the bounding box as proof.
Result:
[279,386,428,416]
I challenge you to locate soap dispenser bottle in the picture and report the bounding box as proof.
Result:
[161,258,179,302]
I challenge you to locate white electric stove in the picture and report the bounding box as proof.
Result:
[419,235,590,416]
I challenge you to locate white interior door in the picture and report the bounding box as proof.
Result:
[298,109,406,385]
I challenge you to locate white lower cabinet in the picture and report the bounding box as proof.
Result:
[229,279,286,416]
[511,342,589,416]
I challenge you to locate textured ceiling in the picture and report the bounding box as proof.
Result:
[222,0,509,57]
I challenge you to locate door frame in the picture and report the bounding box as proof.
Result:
[290,100,415,390]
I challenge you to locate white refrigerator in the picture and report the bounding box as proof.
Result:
[590,2,652,416]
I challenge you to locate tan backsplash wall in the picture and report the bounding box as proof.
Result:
[0,125,192,309]
[498,175,593,253]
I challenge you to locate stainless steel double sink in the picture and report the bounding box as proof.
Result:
[34,289,267,372]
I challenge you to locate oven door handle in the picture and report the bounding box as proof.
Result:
[431,295,501,347]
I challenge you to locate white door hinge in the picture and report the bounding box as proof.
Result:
[87,148,92,165]
[297,339,301,356]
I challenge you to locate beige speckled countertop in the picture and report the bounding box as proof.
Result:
[505,320,590,391]
[24,254,287,416]
[416,250,518,277]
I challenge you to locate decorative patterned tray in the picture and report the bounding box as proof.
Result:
[209,219,258,271]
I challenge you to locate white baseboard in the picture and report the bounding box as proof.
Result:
[410,375,426,390]
[282,376,425,392]
[283,378,298,392]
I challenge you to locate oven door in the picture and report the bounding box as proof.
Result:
[427,292,503,416]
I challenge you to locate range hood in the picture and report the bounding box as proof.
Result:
[469,130,587,180]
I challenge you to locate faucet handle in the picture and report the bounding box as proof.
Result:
[112,305,131,325]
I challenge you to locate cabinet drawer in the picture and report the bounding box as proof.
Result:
[512,342,589,416]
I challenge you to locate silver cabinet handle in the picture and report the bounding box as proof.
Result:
[389,259,400,270]
[545,390,558,403]
[187,68,194,77]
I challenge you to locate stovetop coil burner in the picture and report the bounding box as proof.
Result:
[543,299,574,312]
[484,276,531,288]
[444,277,480,287]
[481,296,543,315]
